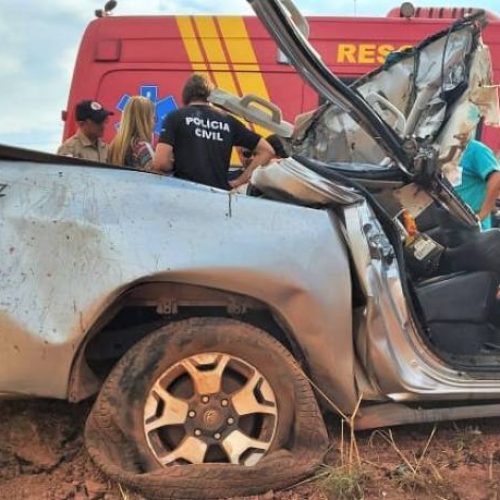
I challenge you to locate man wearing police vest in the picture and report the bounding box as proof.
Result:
[153,74,274,190]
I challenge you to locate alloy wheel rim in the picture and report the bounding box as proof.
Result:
[143,352,278,466]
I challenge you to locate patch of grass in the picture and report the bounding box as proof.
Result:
[389,462,429,493]
[368,426,462,498]
[315,464,368,500]
[448,425,482,466]
[452,425,482,452]
[389,463,459,499]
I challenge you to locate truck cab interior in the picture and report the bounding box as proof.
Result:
[247,153,500,376]
[239,0,500,372]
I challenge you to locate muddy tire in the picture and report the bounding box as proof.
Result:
[85,317,328,499]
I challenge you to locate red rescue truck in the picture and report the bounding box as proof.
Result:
[63,4,500,153]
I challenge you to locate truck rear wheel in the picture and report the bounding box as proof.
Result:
[85,317,328,499]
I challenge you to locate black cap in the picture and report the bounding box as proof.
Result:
[75,100,114,124]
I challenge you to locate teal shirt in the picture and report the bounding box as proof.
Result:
[455,140,500,230]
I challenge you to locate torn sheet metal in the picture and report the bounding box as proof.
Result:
[292,20,495,170]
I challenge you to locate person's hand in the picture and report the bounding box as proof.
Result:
[229,178,246,189]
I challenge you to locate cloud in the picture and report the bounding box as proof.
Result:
[0,1,101,150]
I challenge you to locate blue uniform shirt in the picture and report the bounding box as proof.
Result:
[455,140,500,230]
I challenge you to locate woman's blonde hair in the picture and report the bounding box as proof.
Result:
[109,96,155,165]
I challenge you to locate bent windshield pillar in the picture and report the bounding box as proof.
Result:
[248,0,410,171]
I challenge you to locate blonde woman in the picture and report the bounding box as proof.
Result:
[109,96,156,170]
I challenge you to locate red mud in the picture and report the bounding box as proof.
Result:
[0,399,499,499]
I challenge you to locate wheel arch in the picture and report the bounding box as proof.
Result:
[68,280,305,402]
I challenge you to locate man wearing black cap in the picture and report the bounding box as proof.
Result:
[57,100,113,162]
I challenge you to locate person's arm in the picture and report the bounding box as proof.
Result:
[153,143,174,173]
[472,142,500,221]
[440,144,462,165]
[152,113,177,173]
[228,117,275,189]
[478,171,500,221]
[229,138,274,188]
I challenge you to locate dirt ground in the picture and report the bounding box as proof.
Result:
[1,399,500,500]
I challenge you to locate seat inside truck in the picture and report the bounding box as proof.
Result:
[416,271,500,355]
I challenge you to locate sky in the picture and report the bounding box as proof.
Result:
[1,0,499,152]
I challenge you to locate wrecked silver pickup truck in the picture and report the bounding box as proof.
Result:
[1,0,500,498]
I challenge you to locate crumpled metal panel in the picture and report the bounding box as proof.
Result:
[293,21,494,168]
[439,43,499,179]
[0,162,357,412]
[251,157,364,206]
